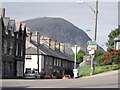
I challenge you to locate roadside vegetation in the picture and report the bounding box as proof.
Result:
[79,64,120,77]
[77,27,120,77]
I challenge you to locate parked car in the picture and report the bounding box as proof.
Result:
[62,75,71,79]
[44,75,55,79]
[24,70,40,79]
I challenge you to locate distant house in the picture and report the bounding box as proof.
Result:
[114,34,120,50]
[25,31,79,77]
[0,8,26,78]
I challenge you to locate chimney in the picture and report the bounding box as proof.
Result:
[40,36,51,48]
[31,31,38,42]
[60,43,65,53]
[26,28,32,48]
[50,40,56,51]
[55,42,60,51]
[0,8,5,17]
[26,28,32,41]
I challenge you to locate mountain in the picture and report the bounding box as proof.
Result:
[23,17,104,54]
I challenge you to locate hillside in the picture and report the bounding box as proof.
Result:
[23,17,104,54]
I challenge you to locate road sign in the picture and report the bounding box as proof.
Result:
[71,45,80,54]
[87,41,97,46]
[87,45,97,50]
[89,50,95,55]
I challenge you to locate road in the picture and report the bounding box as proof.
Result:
[1,70,120,88]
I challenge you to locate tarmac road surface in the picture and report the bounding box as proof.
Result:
[1,70,120,88]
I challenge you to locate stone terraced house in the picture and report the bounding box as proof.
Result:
[0,8,27,78]
[25,31,79,77]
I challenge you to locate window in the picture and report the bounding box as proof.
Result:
[9,42,13,55]
[10,26,14,36]
[16,33,19,39]
[62,61,64,67]
[26,55,32,60]
[59,60,61,67]
[57,59,59,66]
[16,44,18,56]
[65,61,67,67]
[3,40,7,54]
[54,58,56,66]
[21,47,23,56]
[45,57,48,65]
[50,57,53,65]
[10,62,13,69]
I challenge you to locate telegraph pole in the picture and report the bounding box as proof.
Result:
[77,0,99,75]
[90,0,98,75]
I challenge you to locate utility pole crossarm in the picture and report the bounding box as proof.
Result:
[84,3,96,14]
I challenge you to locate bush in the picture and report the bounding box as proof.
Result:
[107,48,113,52]
[103,50,120,65]
[96,54,105,66]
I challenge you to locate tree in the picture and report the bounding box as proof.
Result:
[106,26,120,49]
[70,50,85,63]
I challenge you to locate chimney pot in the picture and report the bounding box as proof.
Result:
[0,8,5,17]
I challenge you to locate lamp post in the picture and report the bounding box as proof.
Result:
[37,31,40,73]
[71,45,80,78]
[77,0,99,75]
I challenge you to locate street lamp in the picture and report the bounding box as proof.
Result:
[71,45,80,78]
[37,31,40,73]
[77,0,99,75]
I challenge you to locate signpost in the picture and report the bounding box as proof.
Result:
[87,41,97,75]
[87,46,97,51]
[87,41,97,46]
[87,41,97,51]
[89,50,95,55]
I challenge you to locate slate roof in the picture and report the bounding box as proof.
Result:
[26,40,74,62]
[26,46,42,55]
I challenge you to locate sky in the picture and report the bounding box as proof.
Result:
[1,1,118,50]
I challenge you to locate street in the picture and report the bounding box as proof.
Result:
[1,70,119,88]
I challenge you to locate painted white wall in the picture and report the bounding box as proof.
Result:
[25,55,44,73]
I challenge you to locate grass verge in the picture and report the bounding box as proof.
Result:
[79,64,120,77]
